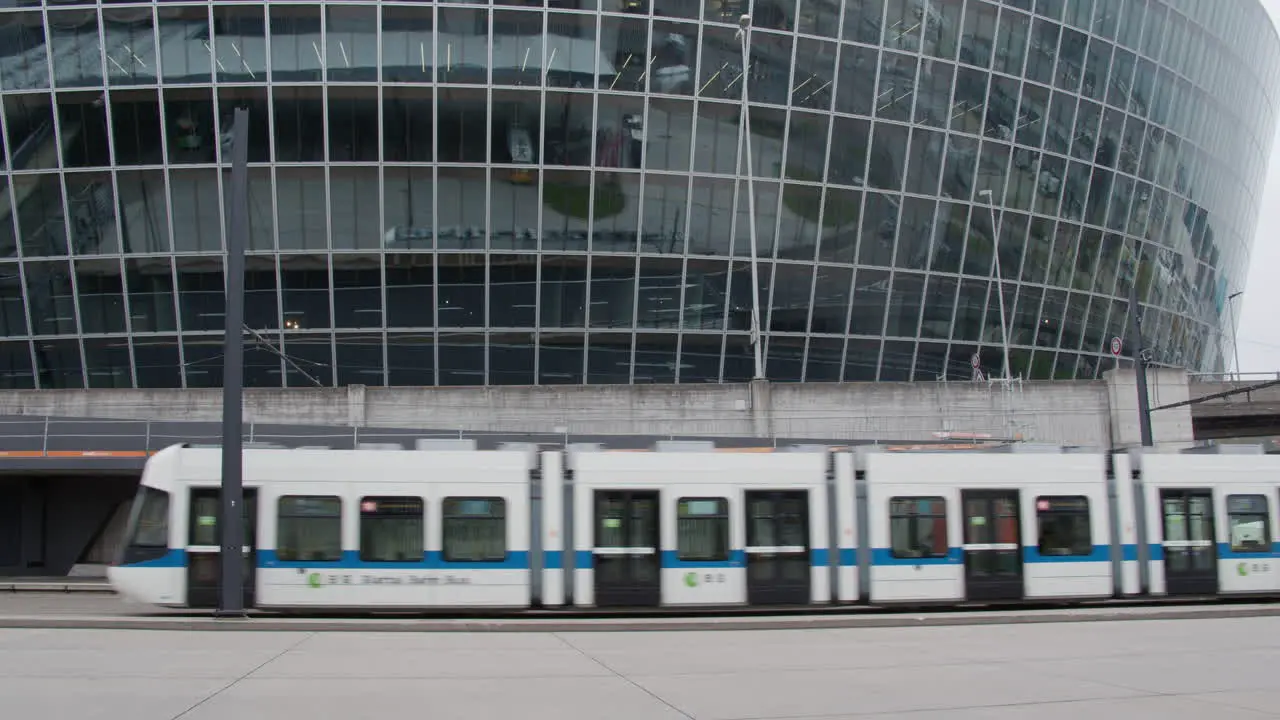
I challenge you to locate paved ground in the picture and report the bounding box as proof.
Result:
[2,615,1279,719]
[4,592,1280,632]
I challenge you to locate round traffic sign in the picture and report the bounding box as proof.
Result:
[1110,337,1122,355]
[970,352,981,369]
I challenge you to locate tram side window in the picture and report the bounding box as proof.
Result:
[1227,495,1270,553]
[1035,496,1092,556]
[677,498,729,561]
[442,497,506,562]
[189,490,220,546]
[889,497,948,558]
[127,487,170,548]
[359,496,425,562]
[277,496,342,562]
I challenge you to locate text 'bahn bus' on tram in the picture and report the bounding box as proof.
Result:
[109,442,1280,612]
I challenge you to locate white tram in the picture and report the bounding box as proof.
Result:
[110,443,1280,611]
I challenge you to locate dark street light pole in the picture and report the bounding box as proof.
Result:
[1126,265,1153,448]
[217,107,250,617]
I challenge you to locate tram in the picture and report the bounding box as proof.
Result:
[109,443,1280,612]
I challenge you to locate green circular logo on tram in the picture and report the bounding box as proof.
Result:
[308,572,322,588]
[684,572,698,588]
[1238,562,1249,577]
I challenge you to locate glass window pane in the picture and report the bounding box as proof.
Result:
[159,6,211,84]
[76,258,126,334]
[103,8,157,87]
[213,6,267,83]
[382,4,433,83]
[169,169,221,253]
[49,9,104,89]
[34,339,83,388]
[1,12,51,91]
[1228,495,1270,553]
[677,497,728,561]
[164,87,215,164]
[277,496,342,562]
[83,336,131,388]
[359,497,424,563]
[132,336,181,389]
[336,333,383,386]
[890,497,948,558]
[326,5,377,83]
[442,497,506,562]
[1036,496,1092,556]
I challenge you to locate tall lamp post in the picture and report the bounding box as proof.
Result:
[735,14,765,381]
[1227,290,1243,380]
[978,189,1011,382]
[1123,246,1153,447]
[218,107,250,617]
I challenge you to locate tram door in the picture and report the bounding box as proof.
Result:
[186,488,257,609]
[1159,489,1217,596]
[961,490,1023,601]
[745,491,810,605]
[593,491,660,607]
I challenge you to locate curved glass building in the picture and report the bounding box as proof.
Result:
[0,0,1275,389]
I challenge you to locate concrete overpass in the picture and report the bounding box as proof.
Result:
[1160,373,1280,440]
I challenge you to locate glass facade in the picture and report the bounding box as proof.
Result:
[0,0,1275,389]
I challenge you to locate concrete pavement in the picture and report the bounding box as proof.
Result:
[2,615,1279,718]
[3,592,1280,633]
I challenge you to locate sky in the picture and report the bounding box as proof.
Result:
[1234,1,1280,374]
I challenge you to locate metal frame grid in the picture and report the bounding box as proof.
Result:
[0,0,1274,389]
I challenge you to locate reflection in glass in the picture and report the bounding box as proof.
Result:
[125,258,177,333]
[84,337,131,388]
[25,261,77,336]
[326,5,377,83]
[382,4,434,83]
[336,334,383,386]
[0,265,28,337]
[165,87,216,165]
[276,167,326,251]
[110,90,162,166]
[132,336,181,388]
[0,0,1266,390]
[212,6,267,83]
[65,172,118,255]
[103,8,157,86]
[274,86,325,162]
[48,9,103,88]
[437,6,490,85]
[57,93,111,169]
[35,339,83,389]
[158,6,211,85]
[218,86,271,163]
[282,334,332,387]
[13,174,68,257]
[168,169,219,253]
[329,86,378,162]
[0,11,50,92]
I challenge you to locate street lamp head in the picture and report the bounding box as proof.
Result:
[739,14,752,29]
[977,189,993,200]
[1229,291,1243,300]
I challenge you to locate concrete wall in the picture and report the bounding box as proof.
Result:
[0,378,1145,447]
[0,373,1204,448]
[1105,367,1196,450]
